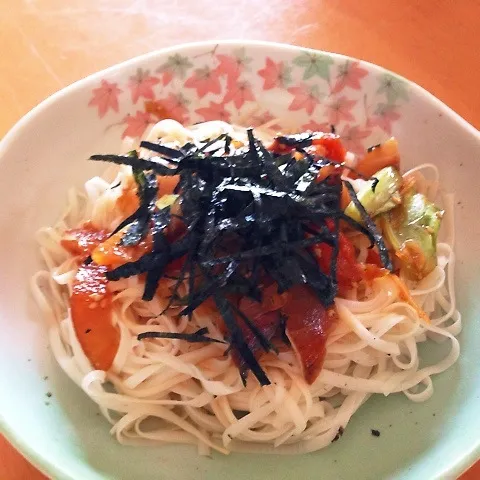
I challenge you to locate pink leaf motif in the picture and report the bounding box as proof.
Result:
[184,66,222,98]
[287,84,321,116]
[215,55,241,83]
[301,120,331,132]
[250,111,282,131]
[339,124,372,153]
[257,58,291,90]
[128,69,160,104]
[160,70,174,86]
[325,96,357,124]
[222,78,255,109]
[215,49,252,83]
[88,80,122,118]
[368,104,401,135]
[121,111,152,139]
[155,93,190,124]
[195,101,231,123]
[331,61,368,94]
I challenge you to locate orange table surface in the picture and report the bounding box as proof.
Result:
[0,1,479,479]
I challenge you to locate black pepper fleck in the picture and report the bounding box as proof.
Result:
[371,429,380,437]
[432,413,436,417]
[43,376,48,381]
[85,328,92,334]
[46,392,52,398]
[44,401,50,406]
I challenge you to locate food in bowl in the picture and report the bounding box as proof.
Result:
[32,118,460,455]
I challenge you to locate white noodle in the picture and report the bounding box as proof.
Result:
[32,121,461,454]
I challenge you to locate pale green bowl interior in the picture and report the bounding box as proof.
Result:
[0,42,479,480]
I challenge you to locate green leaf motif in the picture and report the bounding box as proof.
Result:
[374,102,396,115]
[176,92,191,106]
[157,54,193,78]
[281,64,293,87]
[292,52,334,81]
[377,73,409,104]
[337,60,351,77]
[233,47,253,68]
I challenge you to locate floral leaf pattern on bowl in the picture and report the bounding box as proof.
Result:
[377,73,410,104]
[368,103,402,135]
[121,111,153,139]
[257,57,293,90]
[292,52,334,81]
[87,44,411,153]
[88,80,122,118]
[127,68,160,104]
[184,66,222,98]
[339,124,372,153]
[195,101,232,123]
[215,48,253,83]
[331,61,369,93]
[156,53,193,81]
[287,83,322,116]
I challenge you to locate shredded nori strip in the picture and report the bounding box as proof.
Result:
[179,261,238,316]
[279,313,290,346]
[90,129,394,385]
[230,303,278,354]
[213,293,270,386]
[343,181,392,270]
[139,141,184,159]
[90,154,175,176]
[137,328,226,344]
[120,218,149,247]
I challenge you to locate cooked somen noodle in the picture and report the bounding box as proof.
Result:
[32,120,460,455]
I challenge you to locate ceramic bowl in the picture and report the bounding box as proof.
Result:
[0,41,479,480]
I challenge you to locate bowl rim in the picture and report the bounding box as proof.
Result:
[0,39,478,480]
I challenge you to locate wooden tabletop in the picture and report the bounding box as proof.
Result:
[1,0,479,478]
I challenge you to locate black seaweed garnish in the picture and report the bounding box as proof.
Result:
[343,181,392,270]
[137,327,226,344]
[90,130,392,385]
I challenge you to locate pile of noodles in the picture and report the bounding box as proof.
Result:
[31,120,460,455]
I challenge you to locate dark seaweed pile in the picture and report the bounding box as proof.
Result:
[90,130,391,385]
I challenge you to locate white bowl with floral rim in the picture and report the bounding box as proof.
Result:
[0,41,479,480]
